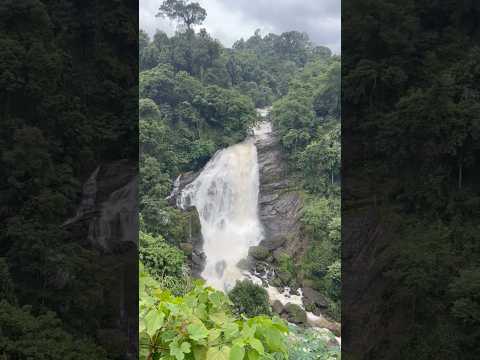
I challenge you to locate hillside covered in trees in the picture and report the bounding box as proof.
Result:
[0,0,137,359]
[139,1,340,359]
[343,0,480,359]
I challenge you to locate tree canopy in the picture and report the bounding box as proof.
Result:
[156,0,207,30]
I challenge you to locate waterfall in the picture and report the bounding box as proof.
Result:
[179,124,269,291]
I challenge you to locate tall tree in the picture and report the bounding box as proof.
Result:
[156,0,207,30]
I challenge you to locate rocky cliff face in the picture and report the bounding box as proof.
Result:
[255,128,305,261]
[167,171,205,277]
[63,160,138,358]
[64,160,138,252]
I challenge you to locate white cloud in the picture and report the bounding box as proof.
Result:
[140,0,341,53]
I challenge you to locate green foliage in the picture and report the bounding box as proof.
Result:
[0,300,107,360]
[1,0,138,353]
[139,266,289,360]
[269,55,341,321]
[228,280,272,318]
[140,231,186,278]
[343,2,480,355]
[272,58,341,178]
[288,325,340,360]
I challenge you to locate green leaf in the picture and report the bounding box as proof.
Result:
[143,308,164,335]
[206,346,231,359]
[210,311,228,324]
[223,322,239,341]
[209,291,226,308]
[181,342,192,353]
[193,345,208,360]
[169,341,191,360]
[187,323,209,342]
[247,338,264,355]
[230,344,245,360]
[208,329,222,343]
[246,349,259,360]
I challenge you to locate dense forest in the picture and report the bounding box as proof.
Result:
[343,0,480,359]
[139,1,340,359]
[0,0,137,358]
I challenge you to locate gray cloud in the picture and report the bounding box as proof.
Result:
[140,0,340,53]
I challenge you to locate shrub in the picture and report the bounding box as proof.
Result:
[228,280,272,317]
[139,231,185,279]
[139,265,289,360]
[0,300,107,359]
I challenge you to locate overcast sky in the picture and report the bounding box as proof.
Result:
[140,0,341,53]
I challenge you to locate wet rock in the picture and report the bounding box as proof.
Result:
[166,171,200,207]
[276,270,293,285]
[191,252,206,277]
[179,243,193,255]
[303,287,329,310]
[284,303,307,324]
[307,313,341,336]
[249,245,269,260]
[272,300,284,315]
[290,286,300,296]
[261,235,288,251]
[271,277,283,288]
[255,127,305,266]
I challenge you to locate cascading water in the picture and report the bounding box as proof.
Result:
[179,135,264,291]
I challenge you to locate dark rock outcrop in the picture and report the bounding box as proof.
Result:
[183,207,204,277]
[249,245,269,260]
[283,303,307,324]
[303,286,329,313]
[255,129,304,260]
[272,300,284,315]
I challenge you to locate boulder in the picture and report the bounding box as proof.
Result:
[307,313,341,337]
[249,245,269,260]
[271,277,283,288]
[272,300,284,315]
[284,303,307,324]
[261,235,288,251]
[303,287,329,310]
[179,243,193,255]
[276,270,293,285]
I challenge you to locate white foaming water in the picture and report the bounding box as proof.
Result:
[179,137,264,291]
